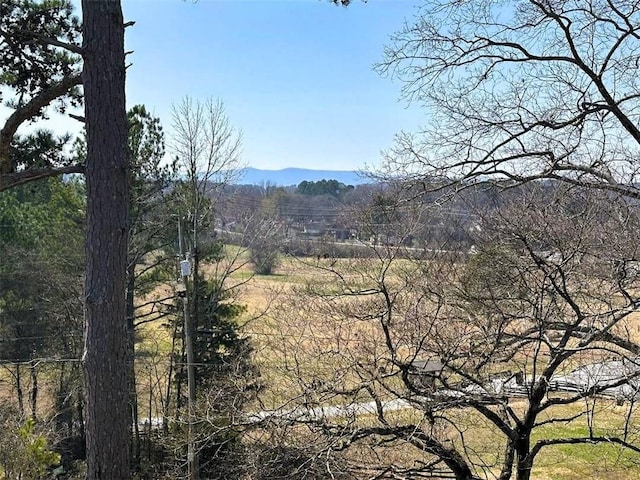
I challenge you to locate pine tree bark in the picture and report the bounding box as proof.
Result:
[81,1,131,478]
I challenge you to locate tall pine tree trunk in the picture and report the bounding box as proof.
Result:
[82,1,131,477]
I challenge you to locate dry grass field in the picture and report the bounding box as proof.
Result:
[52,245,635,478]
[220,253,640,480]
[2,248,639,479]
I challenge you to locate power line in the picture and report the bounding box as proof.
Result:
[0,329,382,346]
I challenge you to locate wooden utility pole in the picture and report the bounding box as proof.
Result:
[178,218,199,480]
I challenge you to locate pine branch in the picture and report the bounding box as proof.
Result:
[0,73,82,175]
[20,30,83,55]
[0,164,85,191]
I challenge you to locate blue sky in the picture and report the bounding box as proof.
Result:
[119,0,424,171]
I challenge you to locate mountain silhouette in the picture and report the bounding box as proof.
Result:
[238,167,366,186]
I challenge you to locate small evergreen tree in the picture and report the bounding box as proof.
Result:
[155,98,258,479]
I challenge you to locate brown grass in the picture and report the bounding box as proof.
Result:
[3,249,634,479]
[229,254,640,479]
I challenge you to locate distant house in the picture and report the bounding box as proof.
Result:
[409,359,445,390]
[303,222,326,237]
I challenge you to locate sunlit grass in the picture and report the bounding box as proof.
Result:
[130,251,640,478]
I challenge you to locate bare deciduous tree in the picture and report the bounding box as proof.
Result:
[310,3,640,477]
[376,1,640,200]
[261,184,640,480]
[168,97,259,479]
[172,97,243,212]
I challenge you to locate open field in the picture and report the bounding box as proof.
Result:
[218,252,640,479]
[2,249,640,478]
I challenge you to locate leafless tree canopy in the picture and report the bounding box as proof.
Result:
[261,183,640,480]
[264,4,640,473]
[172,97,244,192]
[377,1,640,199]
[171,97,244,238]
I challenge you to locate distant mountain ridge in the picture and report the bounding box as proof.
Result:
[237,167,367,186]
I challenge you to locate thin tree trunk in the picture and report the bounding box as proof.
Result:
[29,361,38,421]
[164,320,180,435]
[126,262,140,470]
[515,434,533,480]
[176,333,186,412]
[55,363,70,433]
[147,369,153,461]
[77,383,85,439]
[81,1,131,477]
[15,365,24,418]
